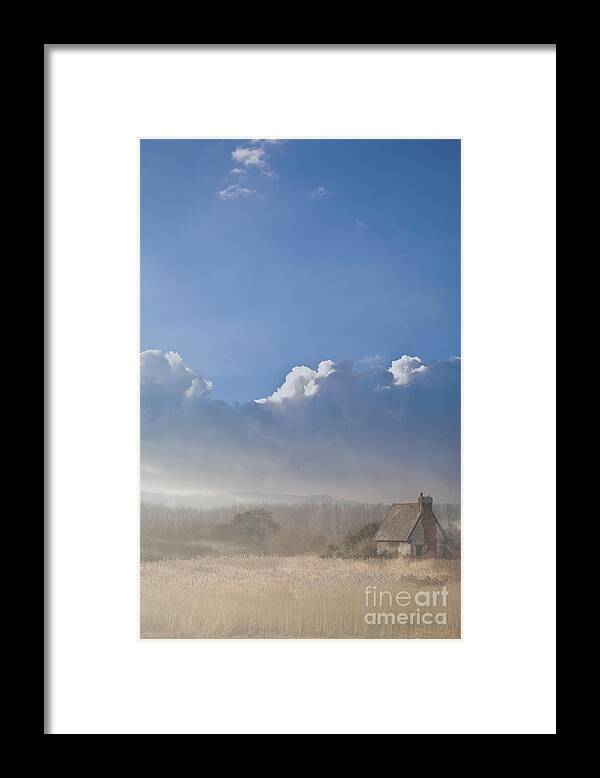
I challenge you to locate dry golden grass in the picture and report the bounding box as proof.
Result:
[140,554,460,639]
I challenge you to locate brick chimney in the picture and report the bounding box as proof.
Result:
[418,492,437,555]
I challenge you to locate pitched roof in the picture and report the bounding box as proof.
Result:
[374,503,421,542]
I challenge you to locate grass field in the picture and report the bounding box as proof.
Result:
[140,554,461,639]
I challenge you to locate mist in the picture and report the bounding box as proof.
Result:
[141,350,461,503]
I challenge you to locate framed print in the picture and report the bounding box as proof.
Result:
[47,45,555,734]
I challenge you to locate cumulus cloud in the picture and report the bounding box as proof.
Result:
[141,350,213,409]
[256,360,335,403]
[388,355,428,386]
[229,167,246,176]
[217,184,263,201]
[141,350,460,502]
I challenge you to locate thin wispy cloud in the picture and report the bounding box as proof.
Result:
[311,186,330,199]
[232,146,266,168]
[217,184,263,201]
[230,144,279,180]
[355,354,384,370]
[232,146,271,173]
[217,142,282,200]
[249,138,284,145]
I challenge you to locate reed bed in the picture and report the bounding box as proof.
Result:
[140,554,460,639]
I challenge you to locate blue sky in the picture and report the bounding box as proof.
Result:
[141,139,460,404]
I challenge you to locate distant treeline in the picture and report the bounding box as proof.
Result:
[141,500,461,560]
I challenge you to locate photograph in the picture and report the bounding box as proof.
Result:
[47,44,555,734]
[140,139,462,639]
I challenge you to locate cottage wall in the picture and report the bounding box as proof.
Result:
[376,541,412,557]
[411,519,424,544]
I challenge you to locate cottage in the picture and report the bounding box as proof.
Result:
[375,493,444,557]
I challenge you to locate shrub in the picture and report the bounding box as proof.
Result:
[210,509,280,548]
[341,522,381,558]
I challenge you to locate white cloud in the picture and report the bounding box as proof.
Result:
[217,184,263,201]
[141,350,213,401]
[229,168,246,176]
[388,355,428,386]
[185,376,213,400]
[231,145,270,171]
[256,360,336,404]
[230,145,279,179]
[249,138,284,145]
[260,355,427,402]
[311,186,330,199]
